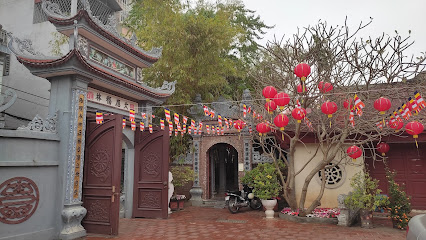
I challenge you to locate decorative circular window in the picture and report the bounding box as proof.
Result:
[315,162,346,189]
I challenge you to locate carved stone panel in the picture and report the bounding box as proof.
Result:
[0,177,39,224]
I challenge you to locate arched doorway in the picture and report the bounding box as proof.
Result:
[208,143,238,199]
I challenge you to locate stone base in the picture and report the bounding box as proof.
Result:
[59,203,87,240]
[279,212,338,225]
[189,186,203,207]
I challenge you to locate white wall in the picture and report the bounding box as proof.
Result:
[293,143,363,208]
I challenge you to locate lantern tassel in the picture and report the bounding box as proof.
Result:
[329,120,331,128]
[282,132,284,141]
[415,139,418,149]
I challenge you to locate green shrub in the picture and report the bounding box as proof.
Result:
[241,163,283,200]
[385,168,411,230]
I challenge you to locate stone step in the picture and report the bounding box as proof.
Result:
[202,200,226,209]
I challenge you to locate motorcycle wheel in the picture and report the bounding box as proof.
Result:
[227,196,240,214]
[249,197,262,210]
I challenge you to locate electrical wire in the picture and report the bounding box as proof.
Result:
[0,84,50,101]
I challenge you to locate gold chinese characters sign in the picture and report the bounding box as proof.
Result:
[73,94,85,199]
[87,87,139,113]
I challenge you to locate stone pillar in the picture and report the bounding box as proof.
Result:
[189,137,203,206]
[48,75,89,239]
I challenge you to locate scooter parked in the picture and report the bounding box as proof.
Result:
[225,184,262,213]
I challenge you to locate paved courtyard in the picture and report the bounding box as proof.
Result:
[86,206,405,240]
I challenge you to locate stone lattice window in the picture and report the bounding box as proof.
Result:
[315,162,346,189]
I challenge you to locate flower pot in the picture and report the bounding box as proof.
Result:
[261,199,277,219]
[360,209,373,228]
[178,200,185,210]
[170,200,179,211]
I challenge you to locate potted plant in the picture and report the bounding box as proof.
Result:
[169,165,194,210]
[241,162,282,218]
[344,171,389,228]
[385,168,411,230]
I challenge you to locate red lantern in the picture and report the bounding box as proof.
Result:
[296,84,305,93]
[321,101,338,118]
[262,86,277,102]
[274,114,289,131]
[292,107,306,123]
[343,99,353,109]
[294,63,311,93]
[294,63,311,80]
[318,81,333,93]
[265,101,277,114]
[405,121,424,139]
[389,118,404,132]
[377,142,390,156]
[256,122,271,136]
[347,145,362,160]
[374,97,392,114]
[273,92,290,110]
[234,120,245,132]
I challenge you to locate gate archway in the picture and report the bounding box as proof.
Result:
[208,143,238,199]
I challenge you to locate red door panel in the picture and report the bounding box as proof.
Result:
[133,127,169,219]
[82,114,122,235]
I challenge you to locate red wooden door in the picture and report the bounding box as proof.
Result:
[367,142,426,209]
[133,127,169,219]
[82,114,123,235]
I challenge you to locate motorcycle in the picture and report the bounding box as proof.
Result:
[225,184,262,213]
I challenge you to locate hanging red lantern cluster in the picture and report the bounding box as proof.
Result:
[321,101,338,118]
[376,142,390,156]
[273,92,290,110]
[274,114,289,131]
[318,81,333,93]
[265,101,277,114]
[256,122,271,136]
[374,97,392,115]
[292,107,306,123]
[262,86,277,102]
[347,145,362,160]
[294,63,311,92]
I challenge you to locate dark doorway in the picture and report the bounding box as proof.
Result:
[209,143,238,198]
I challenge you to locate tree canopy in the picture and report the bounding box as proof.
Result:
[124,0,271,109]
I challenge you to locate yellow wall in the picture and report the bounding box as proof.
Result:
[293,143,363,208]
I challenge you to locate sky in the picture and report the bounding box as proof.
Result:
[241,0,426,58]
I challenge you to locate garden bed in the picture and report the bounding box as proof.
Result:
[279,208,339,225]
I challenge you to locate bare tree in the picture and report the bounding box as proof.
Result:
[249,19,426,216]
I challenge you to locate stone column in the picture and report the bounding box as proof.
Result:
[189,136,203,206]
[49,75,90,240]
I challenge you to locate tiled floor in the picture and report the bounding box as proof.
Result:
[86,206,406,240]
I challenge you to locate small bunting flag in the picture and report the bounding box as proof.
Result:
[415,91,426,109]
[203,105,210,116]
[253,110,256,119]
[409,97,419,115]
[401,104,412,120]
[96,111,103,124]
[183,124,186,133]
[349,110,355,127]
[129,109,135,122]
[191,119,195,128]
[198,122,203,135]
[225,118,229,129]
[354,94,365,117]
[188,125,192,134]
[243,104,247,118]
[229,119,233,128]
[131,121,136,131]
[141,112,146,119]
[122,117,126,129]
[174,128,178,136]
[248,106,251,114]
[304,117,314,131]
[174,113,179,125]
[164,109,171,122]
[248,126,252,134]
[183,116,188,124]
[216,126,220,135]
[206,125,210,134]
[212,125,216,135]
[140,121,145,131]
[376,121,383,130]
[210,110,215,118]
[177,123,181,132]
[221,126,224,135]
[151,114,155,119]
[218,114,222,126]
[169,122,173,136]
[149,124,153,133]
[160,119,165,130]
